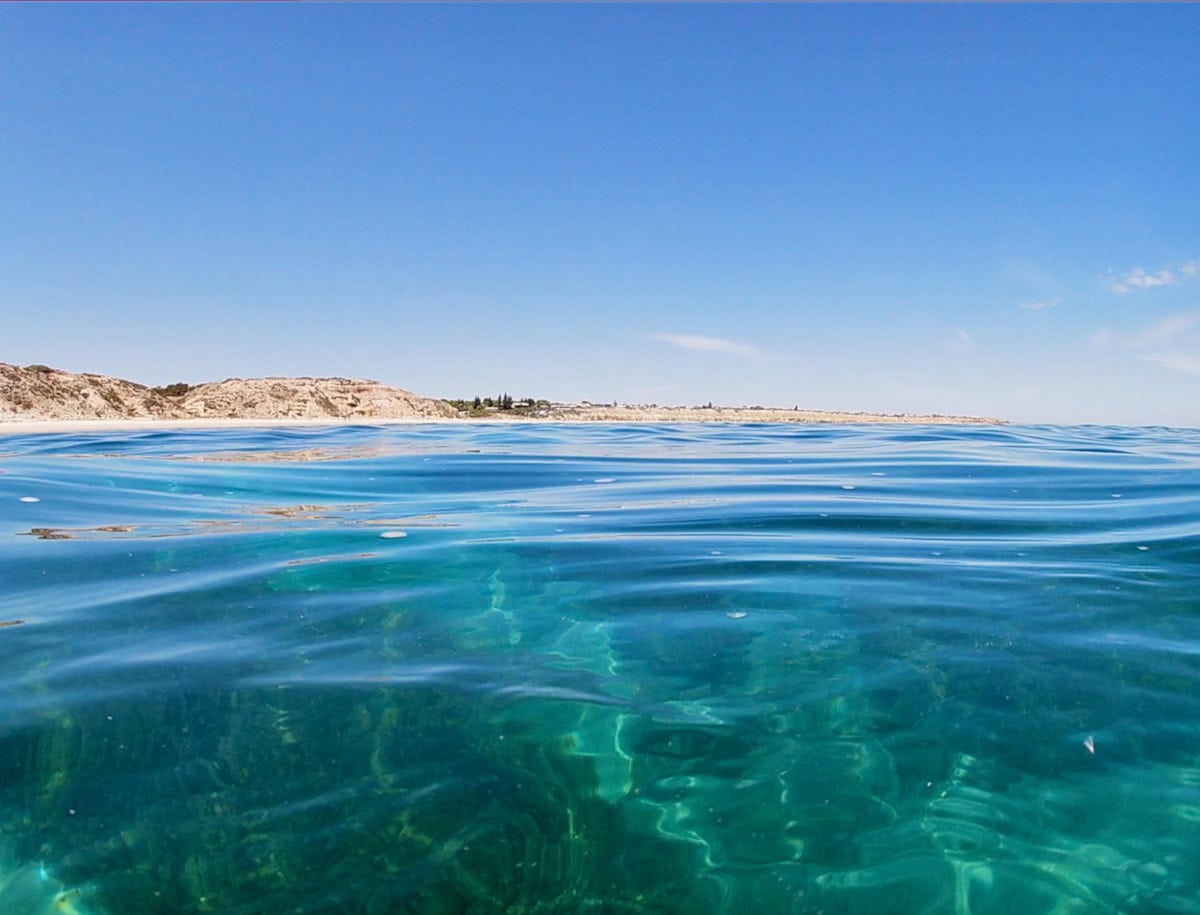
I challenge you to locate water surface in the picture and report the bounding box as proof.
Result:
[1,423,1198,913]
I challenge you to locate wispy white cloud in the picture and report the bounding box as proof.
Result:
[1105,257,1200,294]
[650,333,760,357]
[1106,267,1176,294]
[950,329,971,350]
[1019,297,1059,311]
[1091,313,1200,377]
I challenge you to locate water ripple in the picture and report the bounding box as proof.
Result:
[2,422,1199,913]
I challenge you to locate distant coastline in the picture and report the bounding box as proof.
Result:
[0,362,1005,430]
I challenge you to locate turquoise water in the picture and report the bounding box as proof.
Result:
[1,422,1198,914]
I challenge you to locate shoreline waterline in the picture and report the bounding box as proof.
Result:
[0,412,1006,437]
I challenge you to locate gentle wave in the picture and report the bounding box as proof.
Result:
[2,422,1199,914]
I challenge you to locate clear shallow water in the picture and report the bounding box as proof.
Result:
[1,422,1199,914]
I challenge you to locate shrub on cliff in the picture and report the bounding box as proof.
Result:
[151,382,192,397]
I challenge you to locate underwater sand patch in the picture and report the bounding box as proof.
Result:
[19,525,137,540]
[251,503,342,520]
[16,508,456,544]
[245,504,459,526]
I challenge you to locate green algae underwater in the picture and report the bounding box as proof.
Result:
[1,422,1199,914]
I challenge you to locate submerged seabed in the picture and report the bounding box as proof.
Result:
[1,422,1198,914]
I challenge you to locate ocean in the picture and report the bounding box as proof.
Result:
[1,422,1198,914]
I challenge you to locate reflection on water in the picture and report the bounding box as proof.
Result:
[1,422,1199,913]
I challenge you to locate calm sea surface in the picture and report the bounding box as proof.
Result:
[1,423,1198,914]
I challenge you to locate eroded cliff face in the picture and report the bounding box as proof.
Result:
[0,363,456,421]
[0,363,186,420]
[177,376,458,419]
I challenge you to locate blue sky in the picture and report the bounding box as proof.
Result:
[2,4,1198,425]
